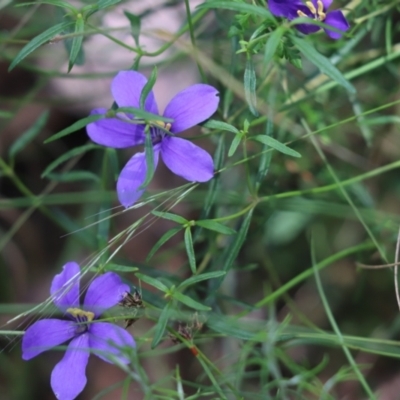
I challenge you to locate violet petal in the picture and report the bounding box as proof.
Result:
[89,322,135,364]
[324,10,350,39]
[50,262,80,310]
[320,0,333,10]
[161,136,214,182]
[268,0,303,19]
[86,108,145,148]
[84,272,130,317]
[163,84,219,134]
[296,22,321,35]
[116,146,161,208]
[22,319,76,360]
[111,70,159,115]
[51,333,90,400]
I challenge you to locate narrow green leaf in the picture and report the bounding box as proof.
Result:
[244,59,259,116]
[184,227,196,273]
[228,134,242,157]
[207,210,254,299]
[63,25,85,66]
[173,292,211,311]
[9,21,73,71]
[197,2,273,20]
[116,107,172,123]
[68,16,85,72]
[196,220,236,235]
[9,110,49,158]
[208,315,261,340]
[264,27,285,66]
[124,11,141,46]
[291,35,355,93]
[140,67,157,110]
[44,114,105,143]
[202,119,239,134]
[146,227,183,262]
[251,135,301,158]
[16,0,77,11]
[152,211,188,224]
[255,119,273,190]
[203,134,225,217]
[178,271,226,289]
[41,144,99,177]
[97,0,121,10]
[139,130,155,189]
[151,302,171,348]
[104,264,139,272]
[46,171,100,183]
[135,273,168,292]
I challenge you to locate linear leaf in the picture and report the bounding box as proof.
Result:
[184,227,196,273]
[151,302,171,348]
[244,59,258,116]
[41,144,99,177]
[202,119,239,134]
[228,134,242,157]
[251,135,301,158]
[207,210,254,299]
[197,2,273,20]
[178,271,226,289]
[292,35,355,93]
[9,21,73,71]
[9,110,49,158]
[44,114,105,143]
[173,292,211,311]
[135,273,168,292]
[46,171,100,183]
[152,211,188,224]
[146,227,183,262]
[196,219,236,235]
[140,67,157,110]
[104,264,139,272]
[264,27,285,66]
[68,16,85,72]
[140,130,155,189]
[116,107,172,123]
[16,1,77,11]
[97,0,121,9]
[124,10,141,46]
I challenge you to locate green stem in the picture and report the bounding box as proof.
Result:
[311,236,377,399]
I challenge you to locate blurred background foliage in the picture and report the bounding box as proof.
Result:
[1,0,400,399]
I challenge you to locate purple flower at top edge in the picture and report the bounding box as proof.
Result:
[22,262,135,400]
[86,71,220,208]
[268,0,350,39]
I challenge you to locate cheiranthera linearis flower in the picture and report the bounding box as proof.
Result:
[22,262,135,400]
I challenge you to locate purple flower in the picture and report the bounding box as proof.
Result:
[86,71,220,207]
[22,262,135,400]
[268,0,350,39]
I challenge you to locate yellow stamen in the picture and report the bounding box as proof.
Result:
[305,1,317,14]
[297,10,308,17]
[154,121,171,131]
[67,308,95,322]
[317,0,326,20]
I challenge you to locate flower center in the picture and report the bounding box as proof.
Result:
[67,307,95,334]
[297,0,326,21]
[151,120,171,143]
[153,120,172,131]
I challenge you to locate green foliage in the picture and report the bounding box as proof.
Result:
[2,0,400,398]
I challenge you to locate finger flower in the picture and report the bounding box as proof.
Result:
[87,71,220,207]
[22,262,135,400]
[268,0,350,39]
